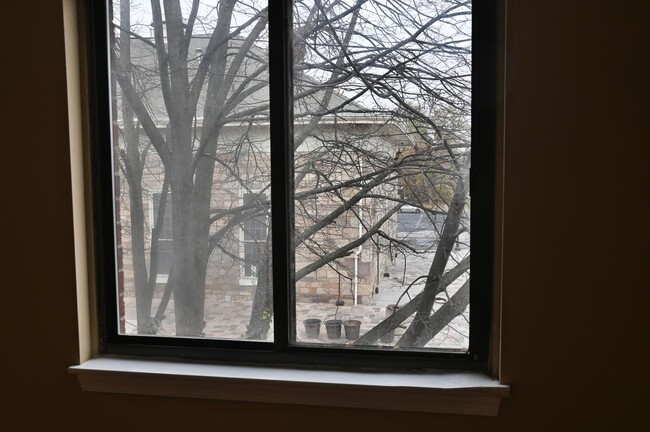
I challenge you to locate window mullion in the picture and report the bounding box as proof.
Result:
[269,0,294,351]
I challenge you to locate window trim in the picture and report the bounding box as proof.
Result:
[71,0,501,376]
[70,357,509,416]
[65,0,507,414]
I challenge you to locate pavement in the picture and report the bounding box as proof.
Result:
[123,227,470,350]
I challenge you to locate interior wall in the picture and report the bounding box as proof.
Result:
[2,0,648,430]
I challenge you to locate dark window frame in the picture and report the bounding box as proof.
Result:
[86,0,497,371]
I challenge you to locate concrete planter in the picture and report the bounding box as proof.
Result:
[324,319,342,339]
[303,319,322,339]
[344,320,361,340]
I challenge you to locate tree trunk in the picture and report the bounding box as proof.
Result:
[163,0,237,337]
[169,142,207,336]
[353,255,469,346]
[413,279,469,347]
[396,170,468,347]
[245,234,273,340]
[119,0,154,334]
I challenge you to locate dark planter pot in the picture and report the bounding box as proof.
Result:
[324,319,342,339]
[303,319,322,339]
[344,320,361,340]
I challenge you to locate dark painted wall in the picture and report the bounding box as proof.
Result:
[2,0,648,430]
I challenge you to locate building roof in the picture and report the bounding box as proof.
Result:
[117,35,409,140]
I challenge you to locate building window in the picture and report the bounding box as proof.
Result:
[151,192,172,280]
[88,0,496,369]
[240,192,269,282]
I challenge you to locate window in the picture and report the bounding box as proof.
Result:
[151,192,172,280]
[240,192,269,283]
[87,0,496,370]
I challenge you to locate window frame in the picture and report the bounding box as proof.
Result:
[85,0,497,372]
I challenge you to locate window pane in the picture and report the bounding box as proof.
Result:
[112,0,272,340]
[292,0,471,351]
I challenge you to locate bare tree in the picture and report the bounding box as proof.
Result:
[112,0,472,348]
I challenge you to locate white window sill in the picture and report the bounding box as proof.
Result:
[69,357,509,416]
[238,277,257,286]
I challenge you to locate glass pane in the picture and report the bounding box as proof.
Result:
[112,0,272,340]
[292,0,471,351]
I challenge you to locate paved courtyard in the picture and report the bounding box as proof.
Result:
[123,227,470,350]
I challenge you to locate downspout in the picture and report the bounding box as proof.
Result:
[354,219,361,305]
[354,158,363,305]
[376,239,380,298]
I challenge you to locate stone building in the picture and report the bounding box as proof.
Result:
[116,36,407,306]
